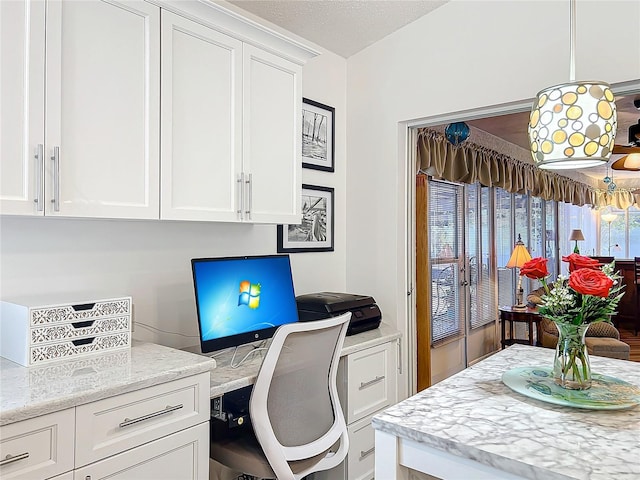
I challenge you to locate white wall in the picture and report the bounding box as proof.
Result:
[344,0,640,396]
[0,48,347,350]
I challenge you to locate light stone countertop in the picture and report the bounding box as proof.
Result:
[199,322,401,397]
[0,342,216,426]
[372,344,640,480]
[1,323,400,425]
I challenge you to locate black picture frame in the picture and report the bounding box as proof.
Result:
[302,98,335,172]
[277,184,334,253]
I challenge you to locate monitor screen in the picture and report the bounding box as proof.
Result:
[191,255,299,353]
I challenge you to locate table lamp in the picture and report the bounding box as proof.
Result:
[506,234,532,310]
[569,229,585,254]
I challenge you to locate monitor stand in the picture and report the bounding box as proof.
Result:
[229,340,269,368]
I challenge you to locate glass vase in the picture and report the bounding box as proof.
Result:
[553,322,591,390]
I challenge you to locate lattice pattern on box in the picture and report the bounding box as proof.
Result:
[30,316,131,345]
[30,298,131,325]
[30,332,131,365]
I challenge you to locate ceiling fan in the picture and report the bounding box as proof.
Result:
[611,119,640,171]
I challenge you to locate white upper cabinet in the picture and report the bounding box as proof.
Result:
[161,13,303,224]
[46,0,160,219]
[1,0,316,222]
[160,10,242,222]
[242,45,302,224]
[1,0,160,219]
[0,0,46,216]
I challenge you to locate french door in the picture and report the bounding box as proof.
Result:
[420,179,498,387]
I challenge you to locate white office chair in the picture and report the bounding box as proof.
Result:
[210,313,351,480]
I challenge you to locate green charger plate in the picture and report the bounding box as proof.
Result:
[502,366,640,410]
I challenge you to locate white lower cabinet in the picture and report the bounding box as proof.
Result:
[345,414,377,480]
[0,408,75,480]
[0,372,210,480]
[50,473,74,480]
[318,340,399,480]
[73,422,209,480]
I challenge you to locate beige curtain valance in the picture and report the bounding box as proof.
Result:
[417,129,638,209]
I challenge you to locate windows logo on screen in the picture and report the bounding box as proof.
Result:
[238,280,261,309]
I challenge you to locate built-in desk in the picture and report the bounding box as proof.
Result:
[373,344,640,480]
[204,322,401,480]
[203,322,400,397]
[0,323,401,480]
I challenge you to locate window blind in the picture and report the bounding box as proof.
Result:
[429,180,464,345]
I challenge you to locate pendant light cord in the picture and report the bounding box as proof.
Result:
[569,0,576,82]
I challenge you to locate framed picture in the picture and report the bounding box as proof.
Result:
[302,98,335,172]
[277,184,334,253]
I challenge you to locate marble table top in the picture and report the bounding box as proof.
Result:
[373,344,640,480]
[0,342,216,425]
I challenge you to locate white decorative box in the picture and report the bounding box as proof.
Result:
[0,296,132,366]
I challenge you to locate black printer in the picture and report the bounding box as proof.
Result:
[296,292,382,336]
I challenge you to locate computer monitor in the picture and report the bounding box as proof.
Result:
[191,254,299,354]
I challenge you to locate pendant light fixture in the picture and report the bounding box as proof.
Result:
[611,120,640,171]
[527,0,617,170]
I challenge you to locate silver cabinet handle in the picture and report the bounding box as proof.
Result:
[51,146,60,211]
[118,403,183,428]
[359,375,385,390]
[237,173,244,220]
[0,452,30,466]
[34,144,43,211]
[359,446,375,460]
[245,173,252,219]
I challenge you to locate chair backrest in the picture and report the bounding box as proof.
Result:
[250,313,351,480]
[634,257,640,285]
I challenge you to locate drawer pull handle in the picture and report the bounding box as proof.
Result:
[359,447,375,460]
[72,337,95,346]
[119,404,184,428]
[72,320,95,329]
[0,452,30,466]
[359,375,385,389]
[72,303,96,311]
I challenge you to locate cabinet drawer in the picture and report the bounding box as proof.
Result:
[345,342,396,423]
[30,331,130,365]
[346,415,375,480]
[75,372,209,467]
[73,422,209,480]
[30,298,131,326]
[0,408,74,480]
[31,316,131,345]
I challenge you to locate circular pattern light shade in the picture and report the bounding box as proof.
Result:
[528,81,617,170]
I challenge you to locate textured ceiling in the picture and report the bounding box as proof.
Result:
[226,0,448,58]
[226,0,639,185]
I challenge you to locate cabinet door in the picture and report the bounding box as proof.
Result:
[45,0,160,219]
[73,422,209,480]
[160,11,243,221]
[0,0,45,215]
[0,408,74,480]
[242,45,302,224]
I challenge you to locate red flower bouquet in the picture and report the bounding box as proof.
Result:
[519,253,624,390]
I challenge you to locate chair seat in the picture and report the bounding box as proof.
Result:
[212,432,276,479]
[585,337,630,360]
[211,430,336,479]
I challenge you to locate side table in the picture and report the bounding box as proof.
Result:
[499,306,542,348]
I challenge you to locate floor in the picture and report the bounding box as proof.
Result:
[619,326,640,363]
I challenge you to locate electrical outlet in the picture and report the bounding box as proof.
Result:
[131,304,135,332]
